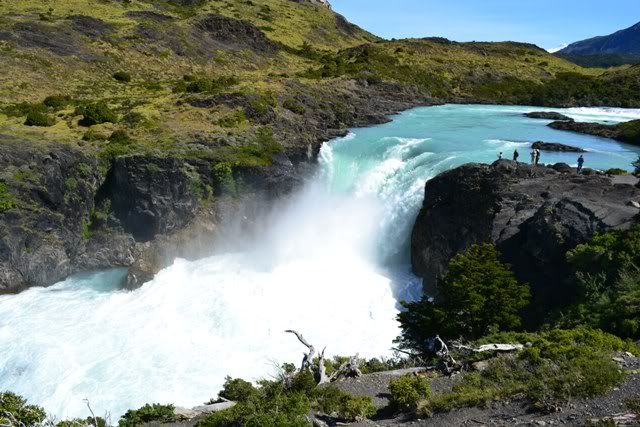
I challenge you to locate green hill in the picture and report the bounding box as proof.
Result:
[0,0,638,164]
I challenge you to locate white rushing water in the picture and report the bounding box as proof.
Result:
[2,105,640,420]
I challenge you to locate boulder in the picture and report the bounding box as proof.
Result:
[532,141,586,152]
[525,112,574,121]
[411,160,640,318]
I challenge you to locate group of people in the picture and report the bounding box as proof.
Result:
[499,149,585,173]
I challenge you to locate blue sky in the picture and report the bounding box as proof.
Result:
[331,1,640,51]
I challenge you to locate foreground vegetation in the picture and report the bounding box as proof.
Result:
[393,225,640,418]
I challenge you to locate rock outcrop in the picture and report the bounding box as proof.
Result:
[0,138,305,293]
[0,139,135,293]
[411,160,640,315]
[525,112,574,121]
[549,119,640,145]
[532,141,586,152]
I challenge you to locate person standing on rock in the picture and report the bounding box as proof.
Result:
[498,152,503,160]
[535,149,541,166]
[577,155,584,173]
[530,149,536,165]
[513,150,519,162]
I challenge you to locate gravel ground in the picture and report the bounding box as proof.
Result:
[337,353,640,426]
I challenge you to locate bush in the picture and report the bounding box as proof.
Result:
[388,374,431,410]
[0,182,17,212]
[559,226,640,337]
[605,168,627,175]
[212,162,237,195]
[119,403,178,427]
[314,386,376,421]
[397,244,530,351]
[81,102,117,126]
[0,391,47,426]
[43,95,72,109]
[424,328,632,414]
[83,128,109,141]
[25,110,53,126]
[3,102,47,117]
[113,71,132,83]
[218,376,258,402]
[184,76,240,93]
[109,130,132,145]
[283,98,305,115]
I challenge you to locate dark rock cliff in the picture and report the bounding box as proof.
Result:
[0,139,305,293]
[0,140,135,293]
[411,160,640,317]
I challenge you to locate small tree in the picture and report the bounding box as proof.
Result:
[397,244,530,351]
[81,102,117,126]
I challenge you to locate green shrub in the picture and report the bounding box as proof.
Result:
[283,98,305,114]
[217,110,246,128]
[605,168,627,175]
[626,396,640,416]
[186,79,213,93]
[218,376,258,402]
[81,102,117,126]
[3,102,47,117]
[314,386,376,421]
[82,128,108,141]
[388,374,431,410]
[119,403,178,427]
[113,71,132,83]
[122,112,146,126]
[25,110,53,126]
[618,120,640,145]
[212,162,237,195]
[559,226,640,337]
[109,130,132,145]
[184,76,240,93]
[337,395,376,421]
[0,182,17,212]
[397,244,530,351]
[0,391,47,426]
[43,95,72,109]
[424,329,631,414]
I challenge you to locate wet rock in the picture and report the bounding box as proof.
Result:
[525,112,574,121]
[532,141,586,152]
[0,140,132,293]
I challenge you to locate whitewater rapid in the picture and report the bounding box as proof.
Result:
[2,104,640,420]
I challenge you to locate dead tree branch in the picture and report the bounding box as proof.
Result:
[84,398,98,427]
[285,330,316,372]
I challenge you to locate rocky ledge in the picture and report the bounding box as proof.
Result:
[549,119,640,145]
[525,111,574,121]
[531,141,586,152]
[411,160,640,315]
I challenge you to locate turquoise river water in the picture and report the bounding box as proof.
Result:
[1,104,640,419]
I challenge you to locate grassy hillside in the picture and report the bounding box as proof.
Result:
[0,0,637,166]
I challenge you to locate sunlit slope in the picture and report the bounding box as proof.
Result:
[0,0,638,161]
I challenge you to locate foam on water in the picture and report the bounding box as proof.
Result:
[2,104,640,420]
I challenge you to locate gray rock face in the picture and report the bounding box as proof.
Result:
[411,160,640,313]
[107,156,201,242]
[0,140,133,293]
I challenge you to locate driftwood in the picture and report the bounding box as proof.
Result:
[327,354,362,382]
[285,330,362,384]
[285,330,316,372]
[453,343,524,353]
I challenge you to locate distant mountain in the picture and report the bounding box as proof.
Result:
[556,21,640,67]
